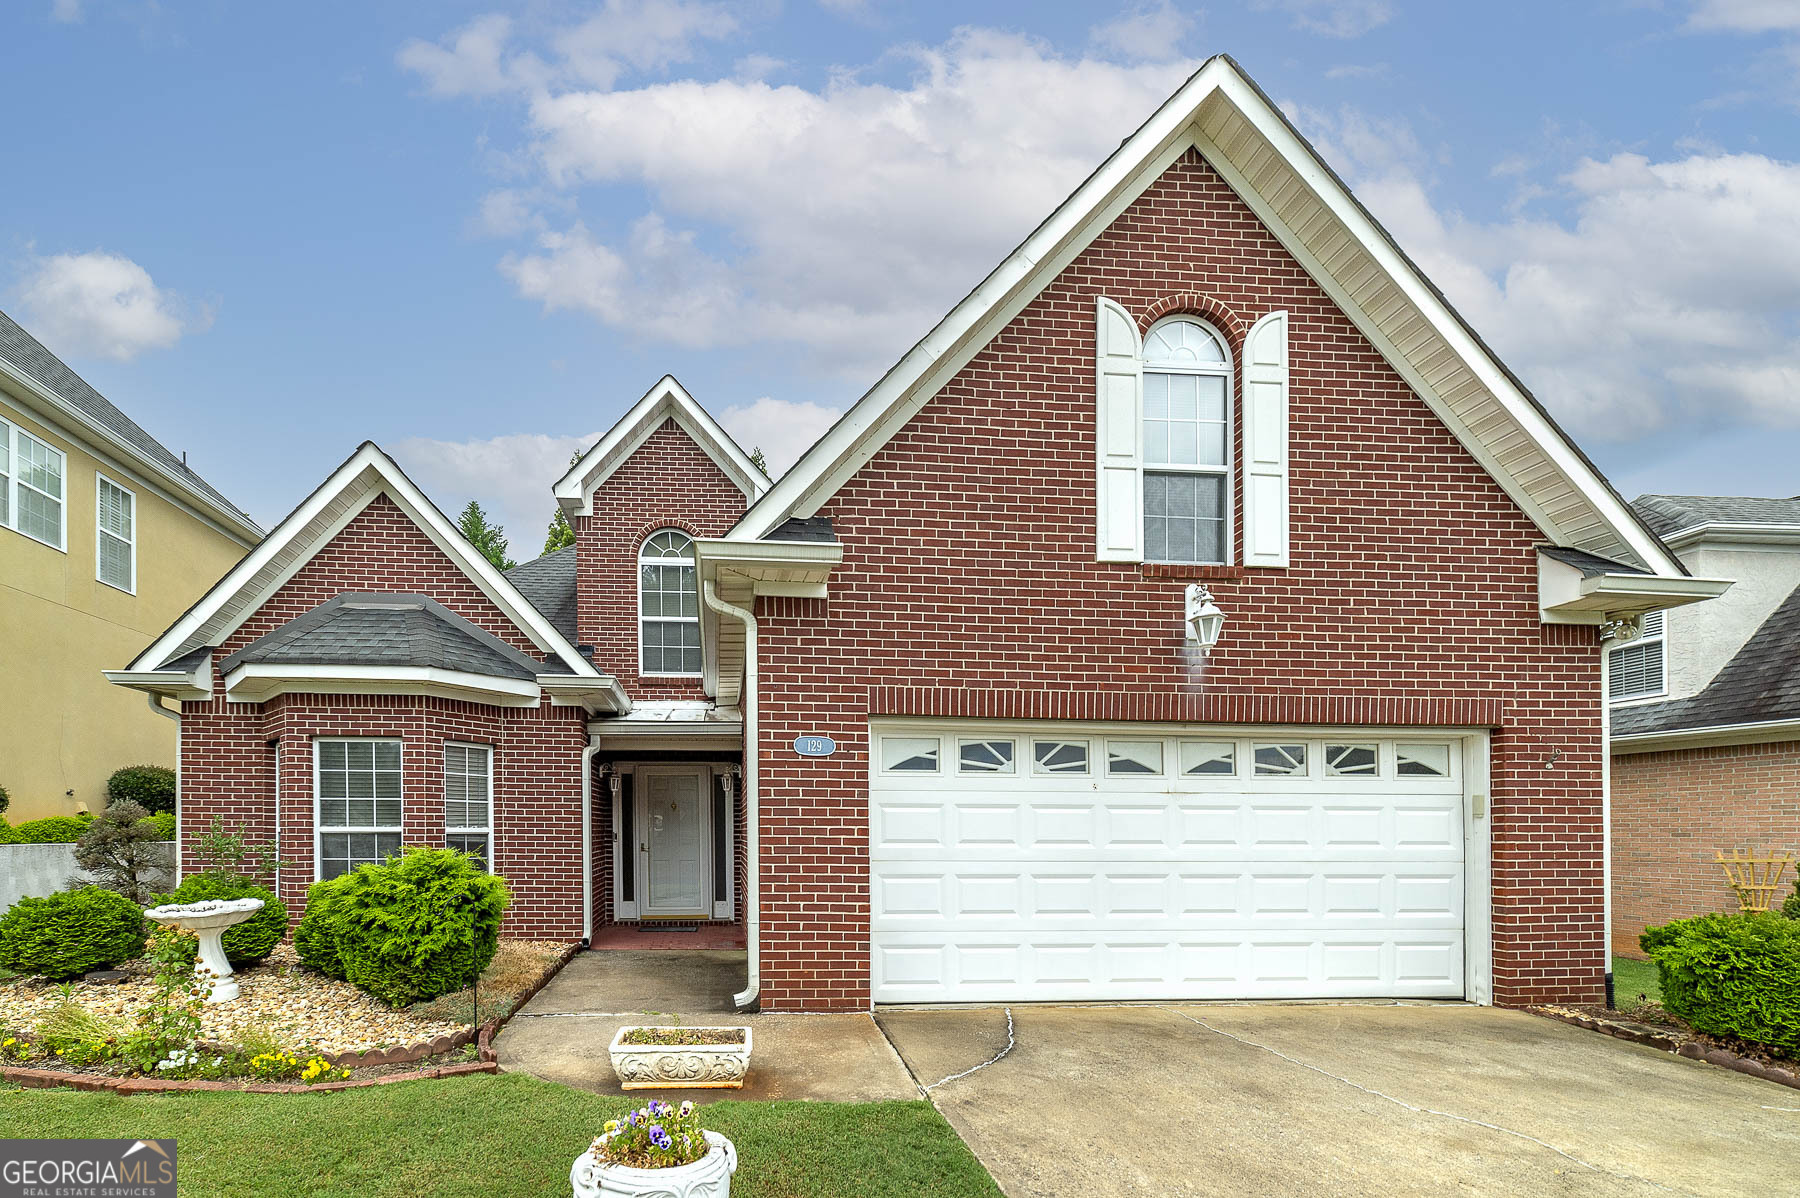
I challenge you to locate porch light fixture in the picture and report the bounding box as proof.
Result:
[1185,584,1225,651]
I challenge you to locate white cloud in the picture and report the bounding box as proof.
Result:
[397,14,524,97]
[50,0,82,23]
[439,25,1195,376]
[1251,0,1394,38]
[392,429,597,554]
[1687,0,1800,32]
[13,250,206,361]
[1291,105,1800,437]
[718,396,843,476]
[1090,1,1196,62]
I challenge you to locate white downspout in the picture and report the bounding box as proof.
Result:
[1600,626,1615,1009]
[581,737,601,945]
[702,579,759,1011]
[145,693,181,884]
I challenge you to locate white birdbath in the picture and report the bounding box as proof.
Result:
[142,898,265,1003]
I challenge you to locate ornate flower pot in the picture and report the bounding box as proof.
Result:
[570,1130,737,1198]
[608,1027,752,1090]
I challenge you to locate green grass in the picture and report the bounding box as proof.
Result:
[0,1073,999,1198]
[1612,956,1662,1006]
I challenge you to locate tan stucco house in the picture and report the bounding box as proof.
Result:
[0,310,260,821]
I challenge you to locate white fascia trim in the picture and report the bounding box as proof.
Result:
[104,653,214,701]
[1541,572,1733,623]
[223,663,543,707]
[0,359,262,545]
[553,375,769,517]
[538,674,632,715]
[694,538,844,577]
[1661,522,1800,552]
[1612,718,1800,755]
[127,443,598,677]
[726,56,1681,581]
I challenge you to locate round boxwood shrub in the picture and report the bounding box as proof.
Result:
[331,847,509,1006]
[146,811,176,841]
[106,765,176,815]
[10,814,94,843]
[293,875,353,980]
[0,887,147,980]
[150,873,286,968]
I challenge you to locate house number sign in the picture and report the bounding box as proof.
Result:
[792,735,837,757]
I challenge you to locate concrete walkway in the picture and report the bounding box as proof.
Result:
[494,950,916,1104]
[876,1003,1800,1198]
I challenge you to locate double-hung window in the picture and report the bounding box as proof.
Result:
[0,417,66,550]
[1608,611,1666,701]
[96,475,135,592]
[444,743,492,868]
[1141,319,1231,564]
[316,739,402,878]
[639,529,700,675]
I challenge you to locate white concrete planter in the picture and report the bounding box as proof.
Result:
[609,1027,752,1090]
[570,1130,737,1198]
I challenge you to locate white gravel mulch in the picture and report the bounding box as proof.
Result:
[0,942,561,1056]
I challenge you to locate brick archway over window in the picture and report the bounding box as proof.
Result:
[1137,292,1249,349]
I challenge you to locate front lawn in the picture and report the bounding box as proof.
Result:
[0,1072,999,1198]
[1612,956,1662,1007]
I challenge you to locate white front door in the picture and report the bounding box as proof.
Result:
[641,768,708,917]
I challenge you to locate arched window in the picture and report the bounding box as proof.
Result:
[1141,317,1232,564]
[639,529,700,675]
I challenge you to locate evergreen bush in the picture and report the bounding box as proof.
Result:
[150,874,286,968]
[106,765,176,815]
[0,887,147,980]
[1641,912,1800,1052]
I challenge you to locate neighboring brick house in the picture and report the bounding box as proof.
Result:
[112,57,1726,1012]
[1610,495,1800,956]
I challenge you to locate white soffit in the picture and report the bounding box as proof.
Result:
[726,55,1681,578]
[123,442,598,676]
[554,375,770,517]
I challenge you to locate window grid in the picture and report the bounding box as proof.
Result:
[445,742,492,869]
[316,739,403,879]
[1141,318,1231,565]
[1608,611,1666,701]
[96,474,135,592]
[639,529,701,675]
[0,420,65,550]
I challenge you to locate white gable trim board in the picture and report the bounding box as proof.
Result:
[869,720,1493,1005]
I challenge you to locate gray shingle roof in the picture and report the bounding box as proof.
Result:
[1613,582,1800,738]
[505,547,578,644]
[218,593,549,681]
[767,516,836,543]
[0,308,255,527]
[1539,546,1647,578]
[1632,494,1800,540]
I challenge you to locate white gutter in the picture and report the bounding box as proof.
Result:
[702,580,759,1011]
[1612,717,1800,755]
[144,694,182,883]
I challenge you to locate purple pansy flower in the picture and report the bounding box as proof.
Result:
[649,1126,672,1150]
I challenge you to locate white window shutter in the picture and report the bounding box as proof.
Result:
[1243,310,1290,567]
[1095,297,1143,561]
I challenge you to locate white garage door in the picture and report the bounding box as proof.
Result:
[869,724,1472,1004]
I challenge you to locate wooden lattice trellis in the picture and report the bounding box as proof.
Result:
[1715,848,1795,912]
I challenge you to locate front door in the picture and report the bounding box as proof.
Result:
[641,767,708,917]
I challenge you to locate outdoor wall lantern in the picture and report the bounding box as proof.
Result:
[1185,584,1225,651]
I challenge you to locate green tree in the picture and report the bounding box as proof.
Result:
[457,500,515,571]
[543,508,576,553]
[749,446,768,475]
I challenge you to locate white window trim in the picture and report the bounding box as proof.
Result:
[444,740,494,870]
[1607,611,1667,703]
[0,417,68,553]
[638,528,702,678]
[313,736,404,881]
[95,472,137,594]
[1141,315,1234,566]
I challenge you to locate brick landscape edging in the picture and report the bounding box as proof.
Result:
[1533,1006,1800,1090]
[1,941,582,1094]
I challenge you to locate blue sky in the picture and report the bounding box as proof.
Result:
[4,0,1798,549]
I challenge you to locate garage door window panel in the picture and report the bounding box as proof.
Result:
[1106,741,1164,776]
[1033,741,1090,774]
[1254,744,1308,776]
[1325,744,1378,777]
[882,737,940,773]
[1180,741,1236,776]
[958,739,1016,774]
[1396,744,1452,777]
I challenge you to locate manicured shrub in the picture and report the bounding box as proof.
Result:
[146,811,176,841]
[151,874,286,968]
[332,847,509,1006]
[106,765,176,815]
[1640,912,1800,1052]
[9,814,94,844]
[293,874,353,980]
[74,801,174,905]
[0,819,16,845]
[0,887,147,980]
[1782,880,1800,921]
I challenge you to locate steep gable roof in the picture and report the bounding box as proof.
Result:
[121,442,599,676]
[0,309,262,544]
[554,375,768,517]
[1613,582,1800,741]
[723,55,1683,579]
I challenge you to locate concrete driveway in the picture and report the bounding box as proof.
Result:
[876,1003,1800,1198]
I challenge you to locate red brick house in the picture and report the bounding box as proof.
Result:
[110,57,1726,1012]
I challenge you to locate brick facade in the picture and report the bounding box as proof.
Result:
[1612,741,1800,956]
[751,149,1605,1011]
[574,418,750,701]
